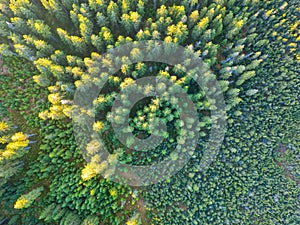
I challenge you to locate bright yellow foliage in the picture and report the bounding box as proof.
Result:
[0,121,9,132]
[9,0,30,14]
[167,22,187,38]
[126,214,141,225]
[120,77,135,89]
[164,36,173,43]
[48,93,61,105]
[0,135,10,144]
[62,106,72,118]
[265,9,274,17]
[103,30,112,41]
[38,110,49,120]
[5,141,26,150]
[189,10,199,23]
[234,20,244,28]
[81,163,97,181]
[130,12,140,23]
[109,188,117,197]
[290,22,299,31]
[93,121,105,132]
[197,17,209,29]
[121,64,129,75]
[11,132,27,142]
[126,219,138,225]
[14,197,29,209]
[288,43,297,48]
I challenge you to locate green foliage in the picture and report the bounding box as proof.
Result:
[0,0,299,224]
[144,1,300,224]
[0,121,30,181]
[81,214,100,225]
[0,55,49,127]
[14,186,44,209]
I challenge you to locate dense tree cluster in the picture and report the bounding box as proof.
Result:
[0,121,29,182]
[0,0,299,224]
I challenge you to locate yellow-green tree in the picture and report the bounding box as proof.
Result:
[14,187,44,209]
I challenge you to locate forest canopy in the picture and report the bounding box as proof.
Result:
[0,0,299,224]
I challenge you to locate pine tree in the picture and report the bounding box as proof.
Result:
[236,70,256,86]
[107,1,119,25]
[39,203,56,220]
[14,187,44,209]
[0,121,9,133]
[126,213,141,225]
[81,215,100,225]
[78,14,93,43]
[0,161,23,179]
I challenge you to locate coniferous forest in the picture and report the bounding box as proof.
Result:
[0,0,299,224]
